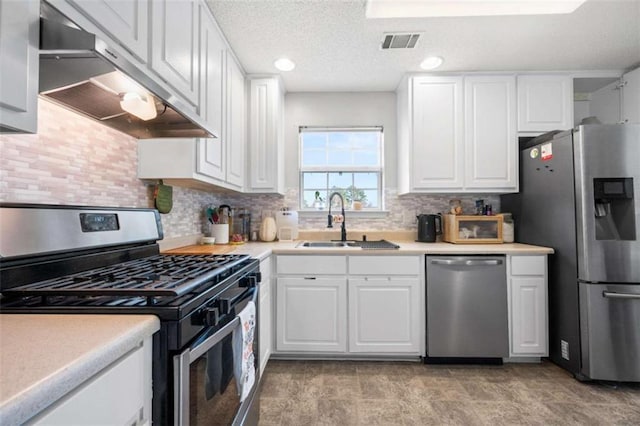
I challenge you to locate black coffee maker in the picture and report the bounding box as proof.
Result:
[416,214,442,242]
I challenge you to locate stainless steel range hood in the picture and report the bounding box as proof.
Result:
[39,3,214,139]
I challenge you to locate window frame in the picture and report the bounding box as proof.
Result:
[298,126,384,211]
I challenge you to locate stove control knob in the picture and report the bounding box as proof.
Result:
[195,307,219,326]
[216,298,231,316]
[239,272,262,288]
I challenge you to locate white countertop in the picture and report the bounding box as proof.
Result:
[227,241,554,259]
[0,314,160,426]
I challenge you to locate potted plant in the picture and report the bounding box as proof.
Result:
[313,191,325,210]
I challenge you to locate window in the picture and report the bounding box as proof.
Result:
[299,127,383,210]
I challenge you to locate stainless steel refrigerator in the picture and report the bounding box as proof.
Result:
[502,124,640,382]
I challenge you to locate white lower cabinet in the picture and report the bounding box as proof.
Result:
[259,257,272,373]
[349,277,420,353]
[508,255,548,357]
[30,337,153,425]
[275,254,422,356]
[276,276,348,353]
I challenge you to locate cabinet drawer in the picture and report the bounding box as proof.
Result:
[349,256,419,276]
[510,256,545,276]
[277,255,346,275]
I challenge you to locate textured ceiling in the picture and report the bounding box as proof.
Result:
[207,0,640,92]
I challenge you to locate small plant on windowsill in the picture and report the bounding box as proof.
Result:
[313,191,325,210]
[330,186,367,210]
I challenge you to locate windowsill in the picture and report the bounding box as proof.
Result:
[298,209,390,219]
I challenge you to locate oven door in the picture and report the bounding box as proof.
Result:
[174,285,260,426]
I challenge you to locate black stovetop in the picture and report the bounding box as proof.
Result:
[0,253,258,321]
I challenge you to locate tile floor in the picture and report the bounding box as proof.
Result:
[258,359,640,425]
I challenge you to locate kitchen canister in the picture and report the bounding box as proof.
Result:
[211,223,229,244]
[501,213,514,243]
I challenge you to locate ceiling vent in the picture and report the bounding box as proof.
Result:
[381,33,420,49]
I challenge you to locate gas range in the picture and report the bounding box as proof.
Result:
[0,203,262,425]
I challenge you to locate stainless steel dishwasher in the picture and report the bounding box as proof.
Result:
[426,255,508,360]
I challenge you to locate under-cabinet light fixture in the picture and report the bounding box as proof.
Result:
[120,92,157,121]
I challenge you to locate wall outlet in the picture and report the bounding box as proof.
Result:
[561,340,570,360]
[403,210,417,225]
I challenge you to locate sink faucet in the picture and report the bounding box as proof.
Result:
[327,192,347,242]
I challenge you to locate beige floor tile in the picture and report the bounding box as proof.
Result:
[316,399,358,425]
[258,360,639,426]
[357,399,405,425]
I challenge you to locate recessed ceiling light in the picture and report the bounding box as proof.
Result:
[420,56,444,70]
[274,58,296,72]
[365,0,587,18]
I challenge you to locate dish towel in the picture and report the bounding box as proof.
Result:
[232,300,256,402]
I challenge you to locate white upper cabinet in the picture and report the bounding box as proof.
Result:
[464,75,517,191]
[198,2,225,139]
[517,75,573,133]
[225,53,246,189]
[150,0,199,107]
[66,0,149,62]
[0,0,39,133]
[399,76,465,192]
[397,74,517,194]
[196,138,225,181]
[247,77,284,194]
[621,67,640,124]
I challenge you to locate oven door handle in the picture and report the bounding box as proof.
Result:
[173,286,258,426]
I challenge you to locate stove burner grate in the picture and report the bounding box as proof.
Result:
[1,254,251,299]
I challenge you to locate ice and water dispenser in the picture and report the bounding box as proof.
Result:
[593,177,636,240]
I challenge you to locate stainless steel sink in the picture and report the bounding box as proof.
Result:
[297,240,400,249]
[299,241,351,248]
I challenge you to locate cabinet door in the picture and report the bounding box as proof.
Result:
[259,258,272,373]
[349,277,420,353]
[517,75,573,132]
[465,76,517,191]
[32,340,151,425]
[150,0,199,106]
[67,0,149,62]
[226,53,246,188]
[621,67,640,124]
[276,277,347,352]
[411,76,464,190]
[510,276,548,355]
[0,0,39,133]
[198,3,224,138]
[248,78,283,193]
[197,138,225,180]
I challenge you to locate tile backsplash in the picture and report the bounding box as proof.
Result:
[1,100,501,241]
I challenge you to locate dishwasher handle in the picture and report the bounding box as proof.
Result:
[429,258,503,267]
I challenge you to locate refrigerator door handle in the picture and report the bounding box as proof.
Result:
[602,291,640,300]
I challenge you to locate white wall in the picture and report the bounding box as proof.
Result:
[283,92,397,188]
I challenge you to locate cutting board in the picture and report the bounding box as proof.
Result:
[162,244,237,255]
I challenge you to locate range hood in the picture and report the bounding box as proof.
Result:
[39,3,214,139]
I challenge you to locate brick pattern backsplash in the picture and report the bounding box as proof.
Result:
[1,99,501,240]
[1,99,149,207]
